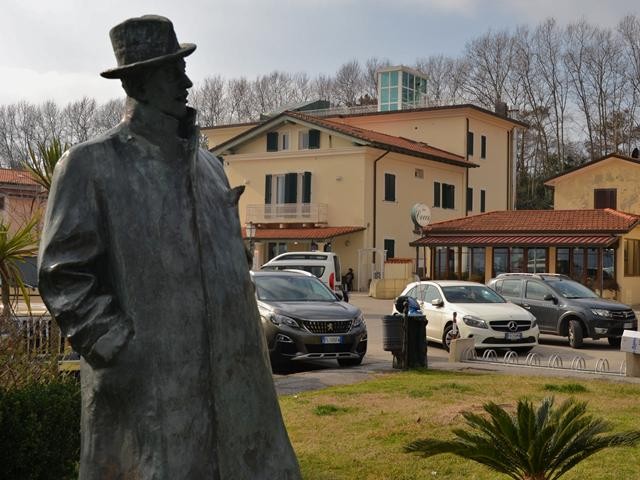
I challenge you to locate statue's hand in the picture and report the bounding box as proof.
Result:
[84,319,134,369]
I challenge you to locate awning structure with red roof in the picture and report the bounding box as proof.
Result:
[411,209,640,248]
[242,226,365,241]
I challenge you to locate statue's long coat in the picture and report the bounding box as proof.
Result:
[38,102,301,480]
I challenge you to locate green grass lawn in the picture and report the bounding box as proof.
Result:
[280,369,640,480]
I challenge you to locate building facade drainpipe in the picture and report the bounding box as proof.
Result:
[372,150,391,252]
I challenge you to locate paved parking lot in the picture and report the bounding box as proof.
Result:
[274,292,640,395]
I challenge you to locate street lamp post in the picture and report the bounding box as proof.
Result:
[246,221,256,268]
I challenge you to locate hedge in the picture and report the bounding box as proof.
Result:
[0,380,80,480]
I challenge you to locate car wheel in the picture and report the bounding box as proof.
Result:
[338,355,364,367]
[607,336,622,348]
[269,353,288,371]
[568,320,584,349]
[442,324,454,352]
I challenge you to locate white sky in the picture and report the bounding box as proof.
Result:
[2,0,639,105]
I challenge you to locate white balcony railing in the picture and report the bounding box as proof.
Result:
[246,203,328,224]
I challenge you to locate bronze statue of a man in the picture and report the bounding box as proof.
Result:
[38,15,301,479]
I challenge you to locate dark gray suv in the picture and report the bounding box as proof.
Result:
[487,273,637,348]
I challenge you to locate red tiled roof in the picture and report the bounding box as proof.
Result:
[0,169,38,186]
[286,111,473,168]
[243,226,365,240]
[411,234,619,247]
[420,209,640,234]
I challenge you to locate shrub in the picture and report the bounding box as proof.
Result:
[0,380,81,480]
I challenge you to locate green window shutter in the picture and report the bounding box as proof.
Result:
[467,187,473,212]
[309,129,320,149]
[384,173,396,201]
[264,174,272,203]
[481,135,486,158]
[467,131,474,156]
[284,173,298,203]
[434,182,441,207]
[266,132,278,152]
[302,172,312,203]
[481,190,486,212]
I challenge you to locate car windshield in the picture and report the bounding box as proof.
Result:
[442,285,505,303]
[254,275,337,302]
[546,279,599,299]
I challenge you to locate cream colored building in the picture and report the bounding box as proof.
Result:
[209,101,524,290]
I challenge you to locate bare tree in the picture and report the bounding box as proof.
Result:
[94,98,125,133]
[191,75,227,127]
[312,74,335,102]
[227,77,254,122]
[462,29,517,108]
[363,57,391,99]
[414,55,468,105]
[62,97,97,144]
[333,59,365,106]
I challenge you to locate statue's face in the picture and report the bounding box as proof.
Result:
[142,59,193,119]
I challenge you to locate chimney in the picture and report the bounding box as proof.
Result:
[495,100,508,118]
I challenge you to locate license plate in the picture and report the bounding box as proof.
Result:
[624,323,634,329]
[505,332,522,340]
[322,336,342,344]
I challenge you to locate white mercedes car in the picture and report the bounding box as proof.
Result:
[394,280,539,352]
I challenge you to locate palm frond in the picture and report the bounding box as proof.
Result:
[405,396,640,480]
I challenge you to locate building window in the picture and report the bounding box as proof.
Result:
[0,196,5,210]
[384,173,396,202]
[414,168,424,179]
[298,131,309,149]
[625,239,640,276]
[264,172,312,205]
[433,182,441,208]
[309,129,320,149]
[461,247,485,282]
[266,132,278,152]
[434,246,459,280]
[466,187,473,212]
[281,133,289,150]
[594,188,616,209]
[480,190,486,212]
[268,242,287,260]
[379,70,399,111]
[557,247,612,286]
[481,135,487,158]
[442,183,455,209]
[467,131,474,156]
[384,239,395,259]
[527,248,547,273]
[493,247,545,276]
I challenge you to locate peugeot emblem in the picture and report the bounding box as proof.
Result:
[327,323,334,332]
[507,321,518,332]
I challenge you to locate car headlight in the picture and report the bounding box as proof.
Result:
[530,317,538,329]
[352,313,366,328]
[270,313,299,328]
[591,309,613,318]
[462,315,488,329]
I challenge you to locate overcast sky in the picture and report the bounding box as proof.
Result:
[2,0,639,106]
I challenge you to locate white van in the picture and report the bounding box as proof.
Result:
[261,252,342,292]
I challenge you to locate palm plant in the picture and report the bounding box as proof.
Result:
[405,396,640,480]
[0,216,40,317]
[24,137,68,192]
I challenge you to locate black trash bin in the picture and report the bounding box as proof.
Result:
[382,307,427,370]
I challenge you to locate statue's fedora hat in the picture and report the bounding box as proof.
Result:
[101,15,196,79]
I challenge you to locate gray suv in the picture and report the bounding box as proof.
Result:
[487,273,637,348]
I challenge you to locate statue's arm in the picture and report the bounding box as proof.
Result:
[38,150,133,368]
